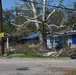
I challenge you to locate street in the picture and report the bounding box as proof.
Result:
[0,58,76,75]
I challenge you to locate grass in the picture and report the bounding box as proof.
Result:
[48,68,76,75]
[4,50,69,58]
[72,72,76,75]
[65,69,76,75]
[5,50,47,58]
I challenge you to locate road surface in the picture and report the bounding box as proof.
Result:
[0,58,76,75]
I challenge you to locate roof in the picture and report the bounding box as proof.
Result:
[65,30,76,35]
[47,30,76,37]
[20,33,38,40]
[47,32,63,37]
[66,30,76,33]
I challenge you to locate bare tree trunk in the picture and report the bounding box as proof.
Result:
[30,0,44,50]
[42,0,47,49]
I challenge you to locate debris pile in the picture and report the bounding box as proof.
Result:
[61,47,76,56]
[41,49,63,57]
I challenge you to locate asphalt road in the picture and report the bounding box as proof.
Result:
[0,58,76,75]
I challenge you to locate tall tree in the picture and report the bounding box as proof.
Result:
[12,0,63,50]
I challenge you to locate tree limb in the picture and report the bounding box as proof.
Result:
[44,23,57,30]
[46,0,63,21]
[18,13,42,23]
[11,21,29,27]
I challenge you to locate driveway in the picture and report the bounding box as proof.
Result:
[0,57,76,75]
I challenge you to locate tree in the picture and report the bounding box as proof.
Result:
[63,2,76,30]
[12,0,76,50]
[3,9,15,33]
[74,2,76,10]
[12,0,64,50]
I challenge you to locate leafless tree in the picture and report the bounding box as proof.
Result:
[12,0,64,50]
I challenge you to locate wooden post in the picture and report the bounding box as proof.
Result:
[0,0,4,55]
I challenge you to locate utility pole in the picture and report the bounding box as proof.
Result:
[0,0,4,55]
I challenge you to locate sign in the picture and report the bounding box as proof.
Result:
[0,32,4,38]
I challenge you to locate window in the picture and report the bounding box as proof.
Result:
[55,37,60,42]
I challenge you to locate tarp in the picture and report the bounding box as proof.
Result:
[21,33,38,40]
[72,34,76,44]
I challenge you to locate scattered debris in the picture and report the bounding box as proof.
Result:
[42,51,57,57]
[9,46,16,51]
[44,49,63,57]
[38,49,63,57]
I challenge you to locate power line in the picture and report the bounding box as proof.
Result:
[20,0,76,11]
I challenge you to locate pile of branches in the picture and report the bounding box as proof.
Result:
[61,47,76,56]
[11,44,40,51]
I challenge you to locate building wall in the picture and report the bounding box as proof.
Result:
[47,35,61,49]
[47,31,76,49]
[47,36,52,49]
[47,35,71,49]
[67,35,72,47]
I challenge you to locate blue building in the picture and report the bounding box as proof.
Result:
[47,30,76,49]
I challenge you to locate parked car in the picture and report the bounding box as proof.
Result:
[70,53,76,59]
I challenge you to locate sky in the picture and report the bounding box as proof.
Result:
[2,0,20,10]
[2,0,76,10]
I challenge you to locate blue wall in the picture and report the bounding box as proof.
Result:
[72,34,76,44]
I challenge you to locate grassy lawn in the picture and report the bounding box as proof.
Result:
[3,49,69,58]
[3,50,69,58]
[72,72,76,75]
[4,50,49,58]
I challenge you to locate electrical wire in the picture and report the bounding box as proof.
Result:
[20,0,76,11]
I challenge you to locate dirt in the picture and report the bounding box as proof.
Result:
[48,67,76,75]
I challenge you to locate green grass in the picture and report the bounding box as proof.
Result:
[5,50,46,58]
[4,50,68,58]
[72,72,76,75]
